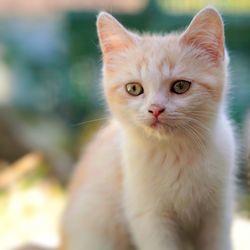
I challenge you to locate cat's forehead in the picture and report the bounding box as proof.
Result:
[127,33,192,81]
[105,33,185,78]
[136,33,182,65]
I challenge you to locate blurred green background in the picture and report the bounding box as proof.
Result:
[0,0,250,249]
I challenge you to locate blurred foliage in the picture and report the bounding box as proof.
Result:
[0,0,249,181]
[158,0,250,13]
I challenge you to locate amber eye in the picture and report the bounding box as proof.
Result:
[125,82,144,96]
[171,80,191,94]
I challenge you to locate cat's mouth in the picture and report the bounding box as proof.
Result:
[150,118,162,128]
[137,116,179,134]
[147,117,178,133]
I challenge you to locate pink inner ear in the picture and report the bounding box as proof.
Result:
[184,31,224,62]
[99,31,130,54]
[99,30,113,54]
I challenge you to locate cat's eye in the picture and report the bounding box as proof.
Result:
[125,82,144,96]
[171,80,191,94]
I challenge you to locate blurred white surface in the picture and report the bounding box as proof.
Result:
[233,216,250,250]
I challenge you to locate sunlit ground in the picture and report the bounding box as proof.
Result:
[0,180,65,250]
[0,153,65,250]
[0,153,250,250]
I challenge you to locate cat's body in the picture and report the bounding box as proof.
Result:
[61,7,237,250]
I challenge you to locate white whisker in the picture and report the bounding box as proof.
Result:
[71,117,109,127]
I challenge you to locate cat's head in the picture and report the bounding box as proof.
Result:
[97,7,228,139]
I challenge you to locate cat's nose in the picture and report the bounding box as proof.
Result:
[148,104,165,118]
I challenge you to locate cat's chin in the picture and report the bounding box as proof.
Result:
[139,122,178,140]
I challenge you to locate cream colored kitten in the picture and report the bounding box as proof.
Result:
[61,7,236,250]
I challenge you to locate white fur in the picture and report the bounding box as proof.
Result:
[62,112,236,250]
[122,112,236,250]
[61,7,237,250]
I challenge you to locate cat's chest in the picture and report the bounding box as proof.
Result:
[123,145,216,218]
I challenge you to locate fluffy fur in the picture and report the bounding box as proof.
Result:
[61,7,237,250]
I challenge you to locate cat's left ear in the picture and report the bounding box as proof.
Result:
[180,7,225,62]
[97,12,139,55]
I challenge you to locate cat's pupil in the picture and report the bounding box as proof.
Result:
[171,80,191,94]
[125,82,144,96]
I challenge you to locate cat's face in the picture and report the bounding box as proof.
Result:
[97,7,227,139]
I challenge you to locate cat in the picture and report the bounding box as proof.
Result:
[60,7,237,250]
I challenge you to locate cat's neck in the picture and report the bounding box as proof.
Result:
[119,120,216,174]
[118,112,223,162]
[122,125,208,151]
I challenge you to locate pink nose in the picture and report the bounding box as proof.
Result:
[148,104,165,118]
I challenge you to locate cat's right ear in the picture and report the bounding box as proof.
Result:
[97,12,139,56]
[180,7,225,63]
